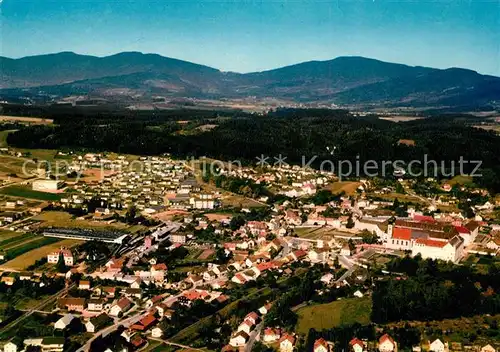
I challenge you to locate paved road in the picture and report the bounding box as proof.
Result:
[0,283,75,334]
[335,262,357,284]
[245,321,263,352]
[76,310,146,352]
[76,276,224,352]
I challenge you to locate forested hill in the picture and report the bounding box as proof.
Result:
[1,52,500,108]
[6,108,500,193]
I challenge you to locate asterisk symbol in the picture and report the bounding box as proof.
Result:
[256,154,269,168]
[274,154,288,168]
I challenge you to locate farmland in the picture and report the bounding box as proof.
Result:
[0,185,63,201]
[0,115,53,124]
[296,297,372,334]
[293,226,356,240]
[0,238,81,270]
[325,181,361,196]
[33,211,147,233]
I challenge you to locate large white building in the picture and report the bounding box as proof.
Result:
[385,219,472,263]
[32,179,64,192]
[47,248,74,266]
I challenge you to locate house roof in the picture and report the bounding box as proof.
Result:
[379,334,395,345]
[234,330,250,340]
[280,334,296,344]
[350,338,364,348]
[392,227,412,241]
[415,238,447,248]
[245,311,259,321]
[116,297,132,309]
[314,338,329,350]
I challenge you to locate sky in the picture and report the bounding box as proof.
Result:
[1,0,499,76]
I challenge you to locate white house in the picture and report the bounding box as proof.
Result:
[429,339,446,352]
[54,314,75,330]
[350,338,365,352]
[3,342,17,352]
[110,298,132,317]
[279,334,296,352]
[481,345,496,352]
[263,328,281,343]
[379,334,396,352]
[229,331,249,347]
[314,338,331,352]
[151,327,163,338]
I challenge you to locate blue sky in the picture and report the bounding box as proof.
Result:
[1,0,499,75]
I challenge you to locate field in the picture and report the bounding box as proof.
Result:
[0,185,63,201]
[293,226,355,240]
[367,192,426,204]
[0,130,15,148]
[0,115,53,124]
[448,175,475,186]
[0,230,24,242]
[0,238,82,270]
[33,211,146,232]
[0,233,37,251]
[221,193,265,208]
[0,154,34,177]
[296,297,372,334]
[325,181,361,196]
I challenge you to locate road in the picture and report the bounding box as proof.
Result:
[76,310,147,352]
[76,275,223,352]
[149,337,206,352]
[245,321,263,352]
[0,283,75,334]
[335,261,357,285]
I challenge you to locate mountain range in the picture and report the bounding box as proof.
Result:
[1,51,499,108]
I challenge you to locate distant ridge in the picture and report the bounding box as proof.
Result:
[1,52,499,108]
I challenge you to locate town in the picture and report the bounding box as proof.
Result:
[0,142,499,352]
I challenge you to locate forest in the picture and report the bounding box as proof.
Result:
[5,106,500,192]
[372,256,500,323]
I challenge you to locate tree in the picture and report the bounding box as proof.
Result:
[346,215,355,229]
[252,341,273,352]
[229,215,245,231]
[56,252,67,273]
[125,205,137,223]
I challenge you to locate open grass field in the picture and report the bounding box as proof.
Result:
[294,226,355,240]
[0,238,81,270]
[0,185,63,201]
[296,297,372,334]
[222,193,265,208]
[0,155,34,176]
[448,175,475,186]
[325,181,361,196]
[0,130,15,148]
[367,192,426,204]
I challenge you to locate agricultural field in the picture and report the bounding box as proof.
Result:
[0,230,24,242]
[293,226,355,240]
[325,181,361,196]
[0,115,53,124]
[33,211,146,233]
[0,154,36,177]
[295,297,372,334]
[0,185,63,201]
[447,175,475,186]
[0,238,81,270]
[221,193,265,208]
